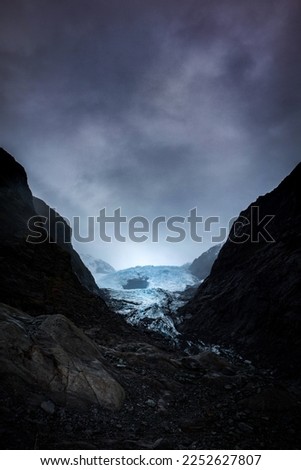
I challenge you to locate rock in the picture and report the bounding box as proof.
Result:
[0,303,125,410]
[238,422,254,433]
[179,418,204,433]
[146,399,156,408]
[157,398,168,413]
[239,387,298,412]
[116,360,127,368]
[41,401,55,415]
[153,438,174,449]
[176,351,235,376]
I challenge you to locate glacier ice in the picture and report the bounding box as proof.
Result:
[98,265,200,339]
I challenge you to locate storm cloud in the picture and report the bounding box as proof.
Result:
[1,0,300,268]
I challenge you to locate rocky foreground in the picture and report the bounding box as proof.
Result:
[0,148,300,449]
[1,301,300,450]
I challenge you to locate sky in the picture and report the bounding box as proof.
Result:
[1,0,300,269]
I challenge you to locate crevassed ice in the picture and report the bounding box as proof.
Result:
[99,265,200,339]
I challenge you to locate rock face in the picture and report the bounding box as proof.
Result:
[189,244,222,280]
[181,163,301,373]
[33,197,100,294]
[0,148,35,240]
[0,148,128,342]
[0,303,125,409]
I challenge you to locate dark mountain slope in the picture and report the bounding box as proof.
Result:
[0,148,129,341]
[0,147,35,240]
[189,244,222,280]
[33,196,100,294]
[180,163,301,374]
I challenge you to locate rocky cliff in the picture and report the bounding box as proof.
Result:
[0,148,127,338]
[0,148,35,241]
[189,244,222,280]
[33,197,100,294]
[180,163,301,374]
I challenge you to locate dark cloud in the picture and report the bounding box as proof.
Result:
[1,0,300,268]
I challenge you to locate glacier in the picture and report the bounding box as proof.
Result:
[97,265,200,340]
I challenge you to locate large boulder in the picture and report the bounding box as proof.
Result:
[0,303,125,409]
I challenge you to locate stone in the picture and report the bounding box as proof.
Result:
[146,399,156,408]
[40,401,55,415]
[238,422,254,433]
[0,303,125,410]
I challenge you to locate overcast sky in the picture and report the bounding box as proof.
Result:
[1,0,300,269]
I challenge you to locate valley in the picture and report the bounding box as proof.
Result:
[0,148,300,450]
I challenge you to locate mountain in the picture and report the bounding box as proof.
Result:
[33,197,100,294]
[189,244,222,280]
[80,253,115,285]
[180,163,301,374]
[0,148,134,339]
[0,148,35,241]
